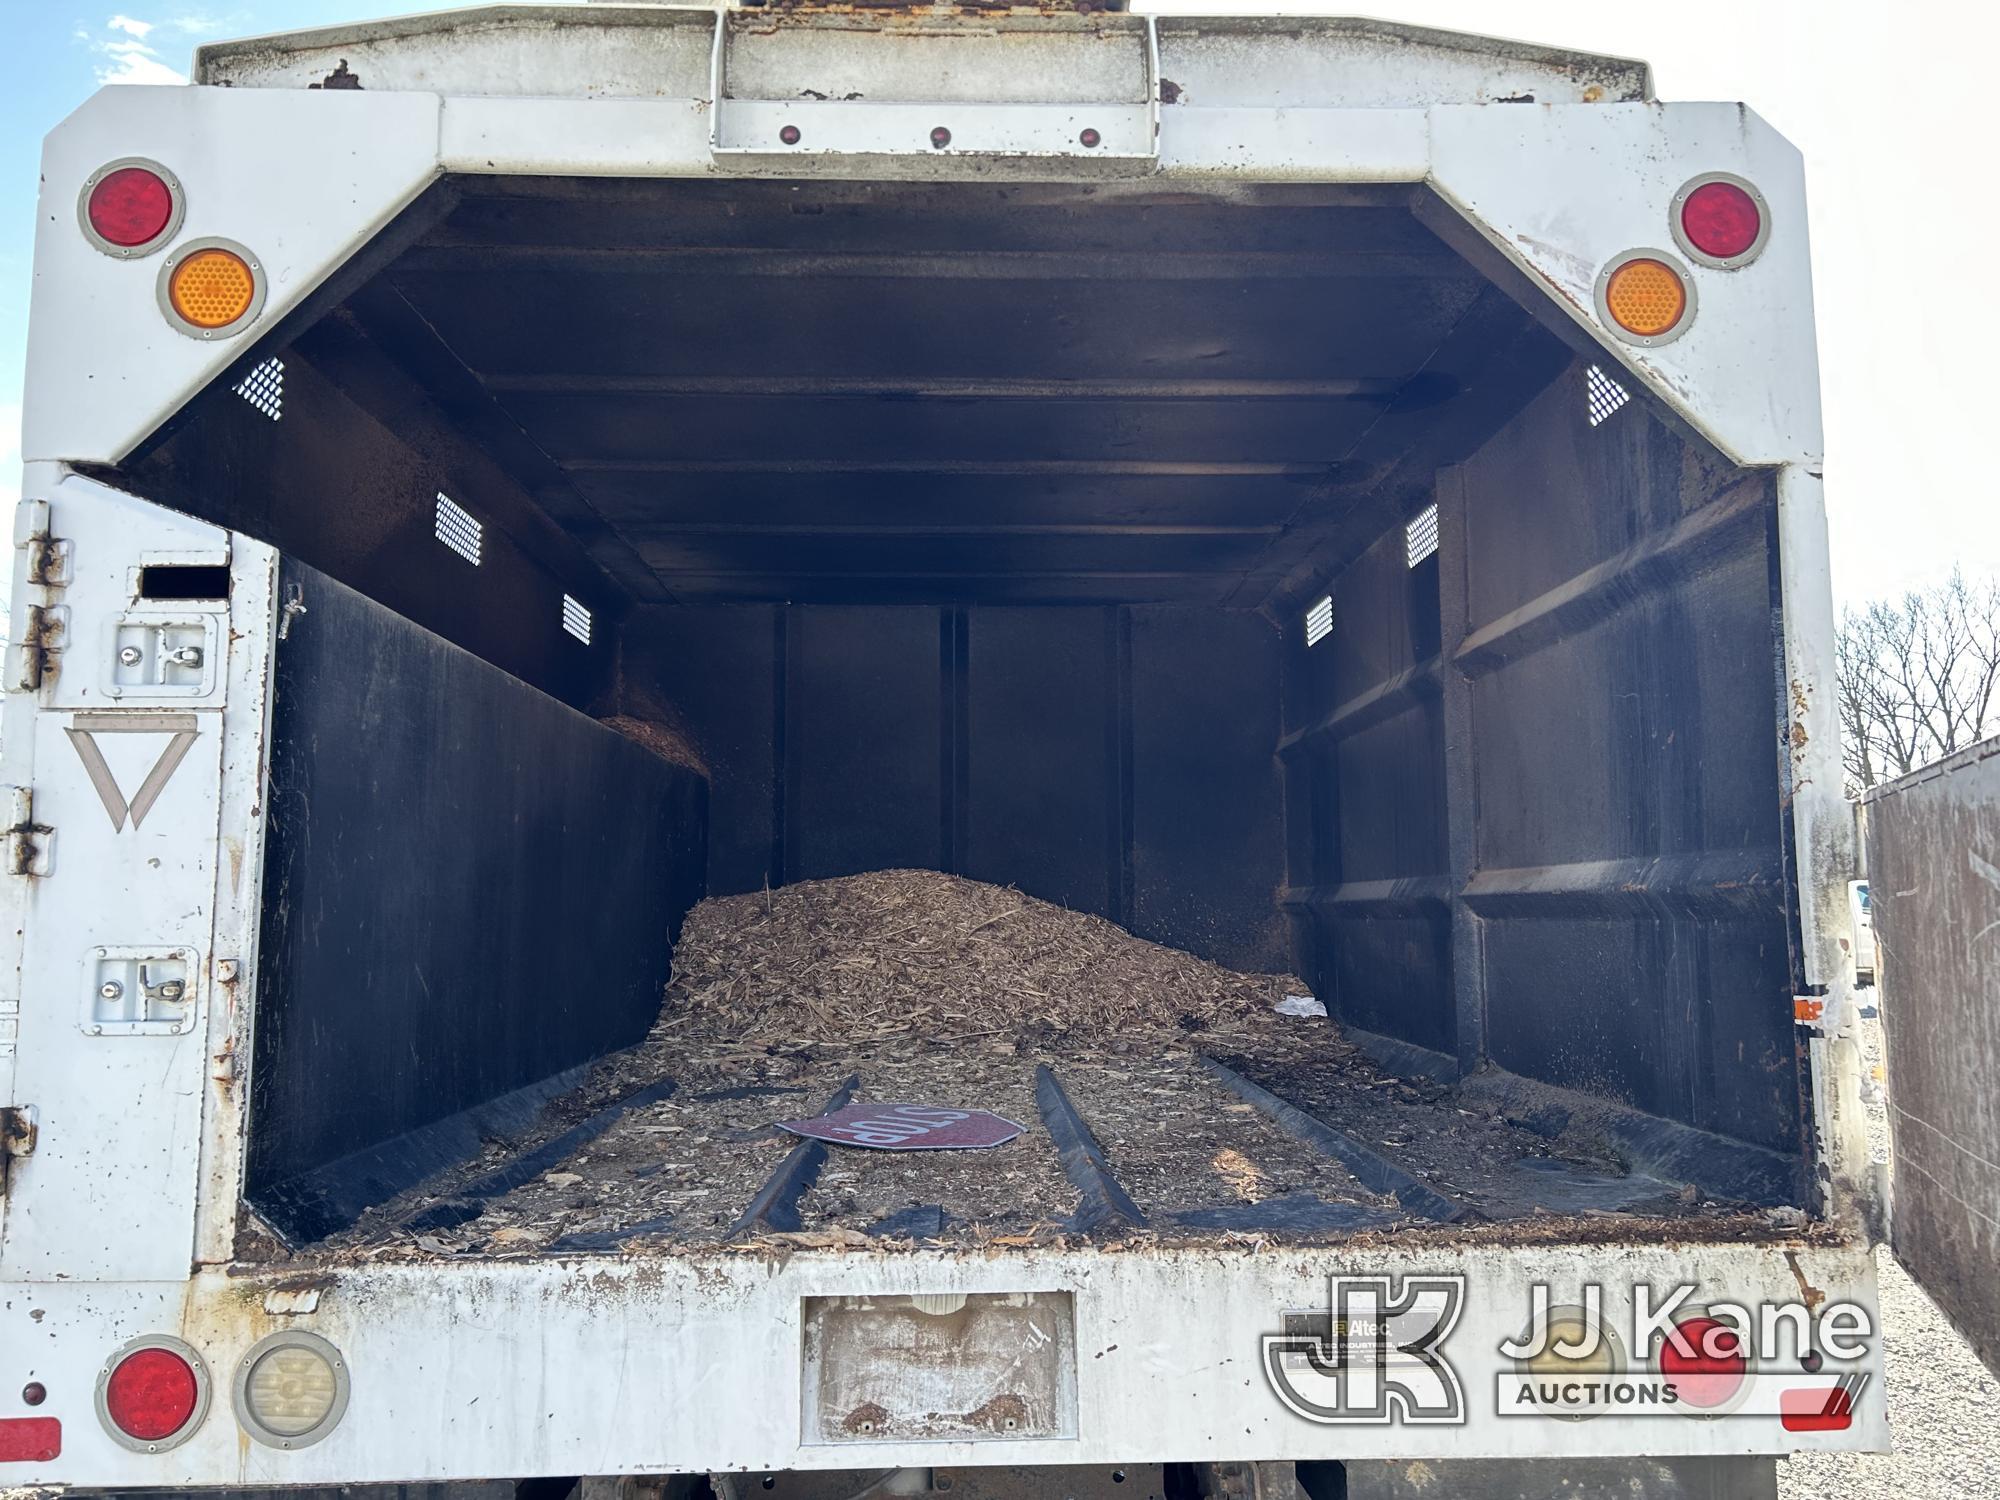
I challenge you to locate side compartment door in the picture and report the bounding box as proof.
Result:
[0,471,244,1281]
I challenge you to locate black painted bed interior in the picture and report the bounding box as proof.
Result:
[116,178,1809,1237]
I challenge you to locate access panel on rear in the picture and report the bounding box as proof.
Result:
[244,561,707,1242]
[1286,361,1804,1182]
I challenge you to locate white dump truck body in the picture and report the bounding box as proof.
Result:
[0,5,1913,1490]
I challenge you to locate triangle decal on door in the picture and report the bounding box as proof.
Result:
[64,712,201,832]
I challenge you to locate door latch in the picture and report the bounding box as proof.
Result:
[86,949,196,1035]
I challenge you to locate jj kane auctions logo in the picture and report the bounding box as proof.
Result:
[1263,1276,1873,1431]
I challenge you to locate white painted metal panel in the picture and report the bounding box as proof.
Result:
[1155,107,1430,180]
[441,97,712,175]
[199,4,717,98]
[0,466,65,1262]
[191,536,278,1268]
[1770,464,1879,1244]
[0,474,234,1282]
[21,85,441,468]
[725,18,1151,105]
[5,1240,1883,1487]
[1427,101,1824,465]
[1149,17,1649,108]
[26,40,1822,472]
[716,100,1156,159]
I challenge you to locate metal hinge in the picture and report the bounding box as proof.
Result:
[1,1105,36,1158]
[8,603,67,693]
[3,787,54,878]
[16,499,72,590]
[0,1104,37,1198]
[10,500,71,692]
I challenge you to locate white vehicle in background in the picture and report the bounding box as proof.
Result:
[1,4,1967,1496]
[1848,880,1876,987]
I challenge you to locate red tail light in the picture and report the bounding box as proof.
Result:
[1658,1314,1749,1409]
[78,159,184,258]
[105,1348,196,1439]
[96,1338,210,1452]
[1673,174,1768,267]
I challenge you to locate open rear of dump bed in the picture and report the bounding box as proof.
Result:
[117,172,1816,1250]
[0,6,1894,1486]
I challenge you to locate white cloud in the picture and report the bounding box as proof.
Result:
[86,16,188,86]
[97,49,188,87]
[166,13,234,38]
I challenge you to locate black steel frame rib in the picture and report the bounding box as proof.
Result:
[403,1078,680,1235]
[727,1074,861,1238]
[1198,1057,1475,1224]
[1034,1064,1148,1235]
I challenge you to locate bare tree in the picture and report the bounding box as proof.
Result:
[1838,568,2000,793]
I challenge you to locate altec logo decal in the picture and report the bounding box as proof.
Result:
[1262,1276,1466,1424]
[1264,1277,1874,1430]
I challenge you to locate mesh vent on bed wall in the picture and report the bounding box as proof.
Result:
[1405,503,1440,568]
[233,357,284,421]
[1305,594,1334,647]
[1585,364,1632,427]
[562,594,593,644]
[434,492,483,566]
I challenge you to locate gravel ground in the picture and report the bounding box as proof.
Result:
[1783,1250,2000,1498]
[1781,1008,2000,1499]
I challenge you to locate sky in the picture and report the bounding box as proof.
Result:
[2,0,1996,610]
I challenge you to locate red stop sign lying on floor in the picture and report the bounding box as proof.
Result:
[779,1102,1024,1151]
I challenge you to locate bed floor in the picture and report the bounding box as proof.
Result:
[303,1012,1725,1259]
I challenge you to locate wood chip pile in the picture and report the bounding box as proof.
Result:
[662,869,1304,1046]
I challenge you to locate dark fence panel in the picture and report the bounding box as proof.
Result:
[1866,737,2000,1375]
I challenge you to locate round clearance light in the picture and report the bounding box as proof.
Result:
[233,1330,350,1450]
[95,1335,212,1453]
[1595,250,1696,347]
[78,158,184,258]
[1673,173,1769,268]
[1509,1304,1627,1423]
[158,238,266,340]
[1658,1313,1753,1414]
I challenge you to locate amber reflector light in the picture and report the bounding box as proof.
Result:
[168,247,257,330]
[1603,257,1688,339]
